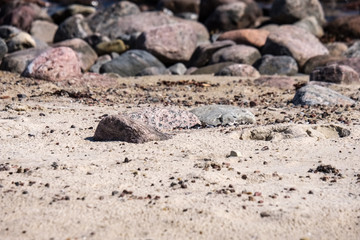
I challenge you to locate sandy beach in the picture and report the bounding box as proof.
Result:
[1,72,360,239]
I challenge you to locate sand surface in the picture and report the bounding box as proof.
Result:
[1,72,360,240]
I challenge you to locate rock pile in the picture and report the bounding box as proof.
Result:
[0,0,358,142]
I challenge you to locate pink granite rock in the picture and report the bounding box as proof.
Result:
[136,23,198,64]
[310,64,360,85]
[217,29,270,48]
[22,47,82,82]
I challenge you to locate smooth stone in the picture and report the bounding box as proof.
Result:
[51,3,96,24]
[6,31,36,53]
[168,63,187,75]
[0,38,8,60]
[0,47,49,73]
[253,76,297,90]
[86,1,141,33]
[136,23,197,64]
[93,115,170,143]
[217,28,270,48]
[100,50,165,77]
[292,84,355,106]
[310,64,360,85]
[302,55,345,74]
[95,39,127,55]
[53,14,92,43]
[30,20,58,43]
[52,38,97,72]
[204,2,255,32]
[270,0,325,25]
[188,40,235,68]
[190,105,256,126]
[22,47,82,82]
[191,62,235,75]
[211,44,261,65]
[126,106,201,131]
[294,16,324,38]
[254,54,298,76]
[215,64,260,77]
[262,25,329,68]
[325,42,348,57]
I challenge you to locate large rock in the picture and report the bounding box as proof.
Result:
[270,0,325,25]
[262,25,329,68]
[4,31,36,53]
[89,54,112,73]
[204,2,258,32]
[0,47,49,73]
[52,38,97,72]
[211,44,261,65]
[136,23,197,64]
[332,58,360,75]
[254,54,298,76]
[254,76,297,90]
[0,4,40,32]
[310,64,360,85]
[217,29,269,48]
[215,64,260,77]
[294,16,324,38]
[188,40,235,67]
[293,84,355,106]
[158,0,200,14]
[22,47,82,82]
[100,50,165,77]
[302,55,345,74]
[30,20,58,43]
[190,105,255,126]
[325,42,348,57]
[53,14,92,43]
[96,11,209,44]
[199,0,262,25]
[325,16,360,40]
[126,107,201,131]
[93,115,170,143]
[0,38,8,61]
[86,1,141,33]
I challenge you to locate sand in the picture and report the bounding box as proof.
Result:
[0,71,360,240]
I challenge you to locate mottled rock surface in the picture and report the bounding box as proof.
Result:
[310,64,360,85]
[190,105,255,126]
[93,115,170,143]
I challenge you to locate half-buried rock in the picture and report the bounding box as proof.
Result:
[22,47,82,82]
[126,107,201,131]
[190,105,255,126]
[93,115,170,143]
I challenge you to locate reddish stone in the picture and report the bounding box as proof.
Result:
[93,115,170,143]
[217,29,269,48]
[310,64,360,85]
[22,47,82,82]
[136,23,197,64]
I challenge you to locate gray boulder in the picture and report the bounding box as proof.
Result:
[168,63,187,75]
[100,50,165,77]
[344,41,360,58]
[254,54,298,76]
[0,38,8,61]
[270,0,325,25]
[211,44,261,65]
[293,84,355,106]
[190,105,256,126]
[53,14,92,43]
